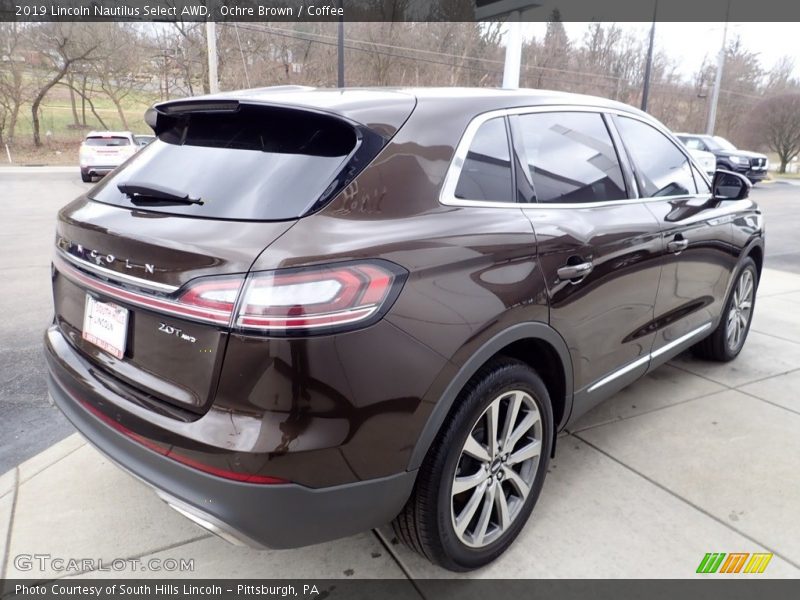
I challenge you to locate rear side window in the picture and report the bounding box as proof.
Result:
[84,136,131,147]
[455,117,513,203]
[516,112,627,204]
[89,105,362,221]
[616,117,698,197]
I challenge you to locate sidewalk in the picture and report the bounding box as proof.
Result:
[2,268,799,581]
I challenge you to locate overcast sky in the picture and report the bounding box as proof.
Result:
[520,22,800,80]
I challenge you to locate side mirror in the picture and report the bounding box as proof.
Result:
[713,169,751,200]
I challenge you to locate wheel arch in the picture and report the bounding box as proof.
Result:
[745,240,764,282]
[407,322,573,472]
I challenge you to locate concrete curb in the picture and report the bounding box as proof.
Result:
[0,166,79,174]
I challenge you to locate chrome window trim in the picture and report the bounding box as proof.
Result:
[612,112,714,194]
[439,104,713,210]
[56,248,179,294]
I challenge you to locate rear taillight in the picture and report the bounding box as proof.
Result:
[178,260,406,335]
[79,145,94,163]
[56,251,405,334]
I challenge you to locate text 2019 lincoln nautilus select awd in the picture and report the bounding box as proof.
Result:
[45,87,763,571]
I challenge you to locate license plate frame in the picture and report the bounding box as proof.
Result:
[82,294,129,359]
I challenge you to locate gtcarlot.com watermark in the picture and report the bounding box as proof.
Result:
[14,553,195,573]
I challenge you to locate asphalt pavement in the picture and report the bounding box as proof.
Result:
[753,180,800,274]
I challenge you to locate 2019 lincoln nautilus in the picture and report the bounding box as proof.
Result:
[45,86,763,571]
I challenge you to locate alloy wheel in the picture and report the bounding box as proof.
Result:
[450,390,543,548]
[726,268,754,352]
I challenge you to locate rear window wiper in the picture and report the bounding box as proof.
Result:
[117,182,203,205]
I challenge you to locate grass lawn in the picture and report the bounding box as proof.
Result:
[4,87,161,165]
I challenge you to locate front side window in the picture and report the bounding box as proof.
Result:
[516,111,627,204]
[616,117,698,198]
[454,117,513,203]
[692,166,712,194]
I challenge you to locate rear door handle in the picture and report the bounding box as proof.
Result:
[557,262,594,282]
[667,236,689,253]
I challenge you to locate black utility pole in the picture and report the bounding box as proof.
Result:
[641,0,658,112]
[337,0,345,87]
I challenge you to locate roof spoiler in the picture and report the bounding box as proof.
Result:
[145,100,241,132]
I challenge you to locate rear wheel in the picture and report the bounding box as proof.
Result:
[80,171,92,183]
[693,258,757,361]
[393,357,553,571]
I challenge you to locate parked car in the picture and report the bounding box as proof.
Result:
[675,133,768,184]
[134,134,156,147]
[46,87,763,572]
[79,131,138,182]
[686,147,717,177]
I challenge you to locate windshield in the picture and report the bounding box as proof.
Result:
[89,105,361,221]
[708,136,738,152]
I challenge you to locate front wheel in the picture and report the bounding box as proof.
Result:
[693,258,758,361]
[393,357,553,571]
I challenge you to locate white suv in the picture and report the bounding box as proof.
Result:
[79,131,138,182]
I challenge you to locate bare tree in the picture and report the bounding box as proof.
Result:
[715,36,763,143]
[0,22,29,144]
[533,10,571,89]
[172,21,208,95]
[91,24,146,129]
[763,56,799,94]
[28,23,103,146]
[747,93,800,173]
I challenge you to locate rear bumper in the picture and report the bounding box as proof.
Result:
[80,166,116,176]
[45,325,417,549]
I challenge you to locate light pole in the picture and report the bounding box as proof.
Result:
[706,1,732,135]
[337,0,345,87]
[473,2,542,90]
[640,0,658,112]
[502,11,523,89]
[206,21,219,94]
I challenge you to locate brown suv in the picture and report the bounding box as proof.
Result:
[45,87,763,571]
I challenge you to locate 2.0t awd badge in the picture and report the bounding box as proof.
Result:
[158,322,196,343]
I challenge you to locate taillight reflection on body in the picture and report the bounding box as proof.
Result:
[78,397,286,484]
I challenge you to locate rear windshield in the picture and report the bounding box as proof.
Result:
[89,105,359,221]
[85,136,131,146]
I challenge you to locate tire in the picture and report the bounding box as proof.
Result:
[81,171,92,183]
[692,257,758,361]
[393,357,553,571]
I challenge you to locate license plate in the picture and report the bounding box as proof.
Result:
[82,295,129,359]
